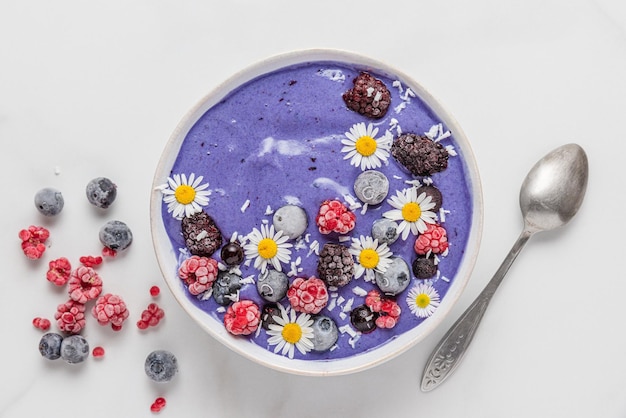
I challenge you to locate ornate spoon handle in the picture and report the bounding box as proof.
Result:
[420,229,533,392]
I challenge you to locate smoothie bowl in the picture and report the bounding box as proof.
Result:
[150,49,483,376]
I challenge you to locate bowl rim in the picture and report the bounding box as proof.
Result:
[150,48,484,376]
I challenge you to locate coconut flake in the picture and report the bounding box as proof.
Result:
[352,286,368,297]
[240,199,251,213]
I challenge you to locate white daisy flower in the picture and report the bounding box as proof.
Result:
[406,283,440,318]
[243,224,292,273]
[266,304,314,359]
[383,187,437,240]
[159,173,211,219]
[341,122,392,170]
[349,235,393,281]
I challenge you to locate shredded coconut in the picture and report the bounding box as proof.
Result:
[342,297,354,313]
[352,286,368,297]
[264,205,274,215]
[195,230,208,241]
[240,199,251,213]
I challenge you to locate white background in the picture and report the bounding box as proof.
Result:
[1,0,625,416]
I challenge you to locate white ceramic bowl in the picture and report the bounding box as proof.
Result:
[150,49,483,376]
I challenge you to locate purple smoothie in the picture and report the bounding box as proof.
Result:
[160,60,474,361]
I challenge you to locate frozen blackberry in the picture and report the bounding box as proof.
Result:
[260,303,281,331]
[99,220,133,251]
[317,243,354,288]
[212,271,242,305]
[350,305,378,334]
[39,332,63,360]
[412,257,438,279]
[60,335,90,364]
[34,187,64,216]
[391,133,449,176]
[86,177,117,209]
[343,72,391,119]
[416,185,443,211]
[145,350,178,383]
[181,211,222,257]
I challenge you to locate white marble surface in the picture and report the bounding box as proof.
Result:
[1,0,625,416]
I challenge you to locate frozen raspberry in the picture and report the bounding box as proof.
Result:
[287,276,328,314]
[102,246,117,258]
[342,72,391,119]
[178,255,219,295]
[365,290,401,329]
[79,255,103,268]
[391,133,449,176]
[18,225,49,259]
[68,266,103,304]
[317,243,354,287]
[137,303,165,329]
[181,211,222,257]
[315,200,356,235]
[32,317,51,331]
[55,299,86,334]
[414,223,449,256]
[224,300,260,336]
[92,293,130,331]
[46,257,72,286]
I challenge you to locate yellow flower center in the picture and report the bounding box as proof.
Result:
[257,238,278,259]
[415,293,431,309]
[359,248,380,269]
[402,202,422,222]
[355,135,377,157]
[174,185,196,205]
[282,323,302,344]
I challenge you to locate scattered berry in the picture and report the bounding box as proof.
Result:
[272,205,308,239]
[212,271,242,305]
[34,187,64,216]
[223,300,260,336]
[92,346,105,358]
[256,269,289,302]
[32,317,51,331]
[145,350,178,383]
[79,255,103,268]
[99,220,133,251]
[92,293,130,331]
[55,299,86,334]
[18,225,49,259]
[46,257,72,286]
[68,266,103,304]
[60,334,90,364]
[365,290,401,329]
[310,315,339,352]
[350,305,377,334]
[178,255,219,296]
[287,276,328,314]
[412,257,438,279]
[260,303,280,331]
[150,397,167,413]
[39,332,63,360]
[414,223,449,256]
[86,177,117,209]
[181,211,222,257]
[317,243,354,287]
[374,256,411,296]
[315,200,356,235]
[342,72,391,119]
[137,303,165,329]
[391,133,449,176]
[149,285,161,297]
[220,241,244,266]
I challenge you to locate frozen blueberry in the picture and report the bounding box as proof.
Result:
[311,315,339,352]
[350,305,377,334]
[39,332,64,360]
[34,187,64,216]
[145,350,178,383]
[375,257,411,296]
[86,177,117,209]
[272,205,307,239]
[256,269,289,302]
[353,170,389,205]
[371,218,399,245]
[99,220,133,251]
[212,271,242,305]
[220,241,244,266]
[60,335,89,364]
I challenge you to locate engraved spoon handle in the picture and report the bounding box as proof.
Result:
[420,229,533,392]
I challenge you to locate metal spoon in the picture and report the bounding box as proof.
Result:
[421,143,588,392]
